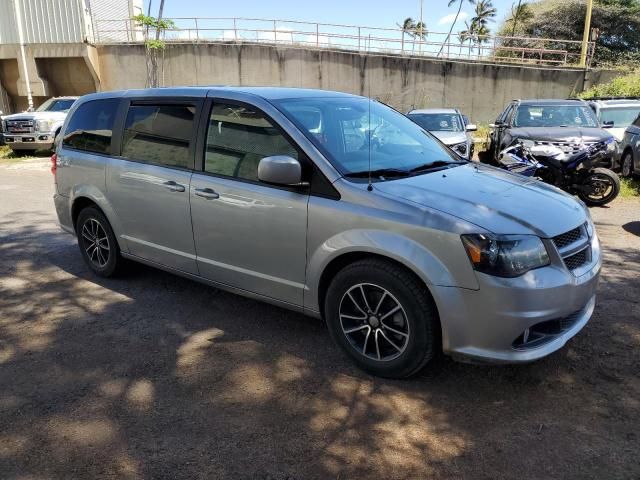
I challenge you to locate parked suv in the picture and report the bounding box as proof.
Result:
[1,96,77,155]
[586,98,640,176]
[53,88,601,378]
[619,112,640,177]
[489,99,616,167]
[406,108,476,159]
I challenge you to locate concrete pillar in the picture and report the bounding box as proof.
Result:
[16,47,49,99]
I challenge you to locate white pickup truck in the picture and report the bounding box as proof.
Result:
[1,96,77,155]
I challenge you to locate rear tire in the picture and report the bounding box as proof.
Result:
[324,259,439,378]
[76,206,123,277]
[578,167,620,206]
[620,151,633,178]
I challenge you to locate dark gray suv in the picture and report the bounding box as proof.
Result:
[490,99,617,166]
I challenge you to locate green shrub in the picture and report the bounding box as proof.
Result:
[579,70,640,99]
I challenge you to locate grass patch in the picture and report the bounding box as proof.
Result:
[620,177,640,198]
[0,145,50,162]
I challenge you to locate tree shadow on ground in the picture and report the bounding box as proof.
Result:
[0,211,638,479]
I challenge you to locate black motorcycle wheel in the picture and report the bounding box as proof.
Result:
[578,167,620,206]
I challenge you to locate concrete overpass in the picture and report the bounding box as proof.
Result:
[0,4,622,123]
[0,0,139,113]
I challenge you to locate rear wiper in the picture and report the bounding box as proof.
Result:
[344,168,411,179]
[409,160,466,174]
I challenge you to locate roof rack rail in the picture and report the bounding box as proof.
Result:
[584,96,640,101]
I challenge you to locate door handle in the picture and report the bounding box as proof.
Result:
[194,187,220,200]
[163,180,185,192]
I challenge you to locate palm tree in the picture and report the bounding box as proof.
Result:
[472,0,497,29]
[507,0,533,36]
[469,0,496,57]
[439,0,476,57]
[413,21,427,53]
[397,17,416,53]
[458,20,476,57]
[474,24,491,56]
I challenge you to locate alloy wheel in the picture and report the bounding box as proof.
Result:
[80,218,110,268]
[339,283,410,361]
[621,153,633,178]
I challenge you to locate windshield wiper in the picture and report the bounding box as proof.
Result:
[408,160,466,174]
[344,168,411,179]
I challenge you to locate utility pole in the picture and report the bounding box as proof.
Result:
[579,0,594,68]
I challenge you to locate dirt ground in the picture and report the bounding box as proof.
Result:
[1,157,639,480]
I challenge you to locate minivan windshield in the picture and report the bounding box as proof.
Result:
[407,113,464,132]
[274,97,461,179]
[513,104,598,128]
[36,98,76,113]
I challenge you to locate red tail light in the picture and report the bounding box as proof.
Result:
[50,153,57,176]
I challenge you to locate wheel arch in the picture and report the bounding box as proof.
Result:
[70,188,128,252]
[315,251,441,323]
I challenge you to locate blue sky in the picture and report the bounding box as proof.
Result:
[143,0,516,34]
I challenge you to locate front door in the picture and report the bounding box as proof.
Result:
[108,101,201,274]
[190,100,309,306]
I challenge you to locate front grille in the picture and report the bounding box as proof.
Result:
[553,226,584,250]
[6,119,34,134]
[512,308,584,350]
[551,223,592,273]
[534,140,596,155]
[564,249,589,270]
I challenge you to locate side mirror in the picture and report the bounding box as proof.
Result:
[466,123,478,132]
[258,156,308,187]
[601,121,614,129]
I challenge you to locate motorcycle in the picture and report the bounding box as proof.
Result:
[495,140,620,206]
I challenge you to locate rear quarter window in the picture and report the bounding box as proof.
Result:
[63,99,119,154]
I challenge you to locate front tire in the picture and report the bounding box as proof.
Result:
[324,259,439,378]
[11,149,35,157]
[620,151,633,178]
[578,167,620,206]
[76,206,123,277]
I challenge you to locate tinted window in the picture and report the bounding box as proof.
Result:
[204,103,298,181]
[63,99,119,154]
[121,104,195,168]
[633,114,640,128]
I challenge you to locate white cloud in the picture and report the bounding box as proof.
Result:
[437,11,469,26]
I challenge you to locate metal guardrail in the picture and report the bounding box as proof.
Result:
[93,17,595,68]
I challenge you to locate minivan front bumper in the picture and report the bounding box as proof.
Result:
[432,235,601,364]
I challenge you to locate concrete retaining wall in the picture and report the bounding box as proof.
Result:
[97,42,621,124]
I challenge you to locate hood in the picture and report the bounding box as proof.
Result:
[375,163,587,237]
[607,127,626,142]
[509,126,613,143]
[2,111,67,121]
[430,131,467,145]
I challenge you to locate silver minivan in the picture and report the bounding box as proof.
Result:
[53,87,601,378]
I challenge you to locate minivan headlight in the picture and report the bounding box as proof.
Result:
[461,234,550,277]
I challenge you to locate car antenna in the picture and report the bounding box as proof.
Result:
[367,36,373,192]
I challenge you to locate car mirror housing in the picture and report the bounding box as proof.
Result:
[258,155,308,187]
[601,121,614,129]
[466,123,478,132]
